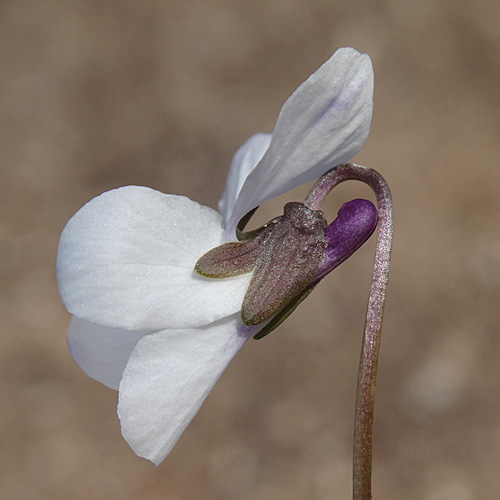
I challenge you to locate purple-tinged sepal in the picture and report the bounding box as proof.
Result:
[241,202,327,325]
[195,224,273,278]
[196,202,327,326]
[253,198,377,340]
[253,285,316,339]
[195,198,377,340]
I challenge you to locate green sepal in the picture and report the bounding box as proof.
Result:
[236,216,281,241]
[235,207,259,240]
[253,285,316,340]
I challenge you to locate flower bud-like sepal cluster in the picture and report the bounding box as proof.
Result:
[196,198,378,339]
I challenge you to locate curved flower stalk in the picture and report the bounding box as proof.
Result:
[305,163,393,500]
[57,47,374,466]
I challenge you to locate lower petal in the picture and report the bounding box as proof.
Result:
[67,316,150,390]
[117,314,255,465]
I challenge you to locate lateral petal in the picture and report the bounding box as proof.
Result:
[57,186,251,330]
[218,133,271,228]
[227,48,374,237]
[117,315,255,465]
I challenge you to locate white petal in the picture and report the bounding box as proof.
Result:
[218,133,271,228]
[226,48,374,236]
[57,186,252,330]
[117,315,255,465]
[67,316,149,390]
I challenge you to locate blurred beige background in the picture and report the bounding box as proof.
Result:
[2,1,500,499]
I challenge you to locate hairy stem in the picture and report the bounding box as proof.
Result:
[304,163,393,500]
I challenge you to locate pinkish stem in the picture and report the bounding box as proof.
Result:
[304,163,393,500]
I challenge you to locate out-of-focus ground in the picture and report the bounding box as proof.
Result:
[2,1,500,499]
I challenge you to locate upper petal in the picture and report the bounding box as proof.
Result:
[57,186,252,330]
[218,133,271,228]
[67,316,149,390]
[227,48,374,237]
[117,314,255,465]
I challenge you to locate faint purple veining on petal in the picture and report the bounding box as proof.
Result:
[317,75,366,124]
[313,199,378,282]
[236,320,258,340]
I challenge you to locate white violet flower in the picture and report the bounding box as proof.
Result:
[57,47,374,465]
